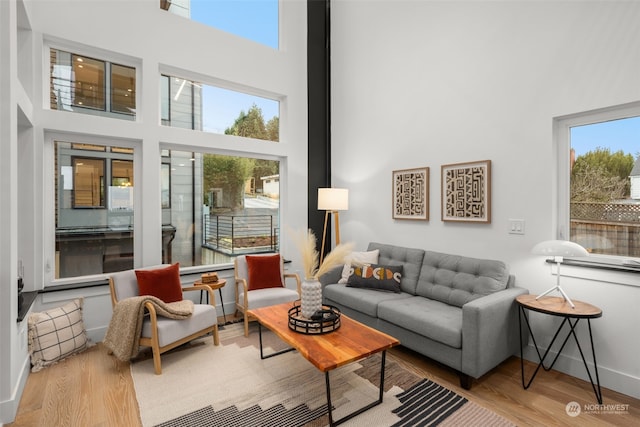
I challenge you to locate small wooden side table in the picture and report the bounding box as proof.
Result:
[194,279,227,325]
[516,294,603,404]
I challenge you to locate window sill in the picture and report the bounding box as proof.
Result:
[17,291,38,322]
[557,257,640,273]
[547,256,640,289]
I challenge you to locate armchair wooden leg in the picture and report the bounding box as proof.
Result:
[244,312,249,337]
[152,345,162,375]
[212,324,220,346]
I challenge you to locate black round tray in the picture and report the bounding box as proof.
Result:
[288,304,341,335]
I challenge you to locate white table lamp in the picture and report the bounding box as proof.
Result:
[318,188,349,263]
[531,239,589,308]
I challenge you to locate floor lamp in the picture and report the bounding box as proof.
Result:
[318,188,349,263]
[531,239,589,308]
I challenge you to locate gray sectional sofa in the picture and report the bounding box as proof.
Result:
[320,242,528,389]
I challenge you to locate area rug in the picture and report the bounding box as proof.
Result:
[131,322,514,427]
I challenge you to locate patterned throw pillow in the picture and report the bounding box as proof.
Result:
[346,263,403,293]
[338,249,380,284]
[28,298,89,372]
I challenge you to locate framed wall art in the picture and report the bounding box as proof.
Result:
[441,160,491,223]
[392,167,429,220]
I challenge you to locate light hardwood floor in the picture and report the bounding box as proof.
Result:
[8,318,640,427]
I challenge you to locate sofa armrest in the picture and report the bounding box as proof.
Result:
[461,286,529,378]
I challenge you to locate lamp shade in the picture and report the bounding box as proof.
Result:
[531,240,589,257]
[318,188,349,211]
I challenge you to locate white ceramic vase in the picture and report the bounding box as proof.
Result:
[300,279,323,319]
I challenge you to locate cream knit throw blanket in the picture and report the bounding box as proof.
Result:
[103,296,194,362]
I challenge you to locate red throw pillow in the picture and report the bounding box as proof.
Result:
[135,263,183,303]
[246,255,283,291]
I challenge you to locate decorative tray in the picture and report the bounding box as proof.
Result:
[288,304,341,335]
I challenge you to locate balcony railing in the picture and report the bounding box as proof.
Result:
[202,214,278,255]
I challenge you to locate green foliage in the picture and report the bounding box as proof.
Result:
[206,104,279,209]
[225,104,265,140]
[266,116,279,142]
[571,147,634,202]
[203,155,255,210]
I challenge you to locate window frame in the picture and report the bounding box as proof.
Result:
[46,133,141,286]
[161,0,280,50]
[43,52,288,287]
[110,63,137,116]
[47,42,139,121]
[159,70,281,140]
[555,100,640,273]
[71,54,106,111]
[71,156,106,209]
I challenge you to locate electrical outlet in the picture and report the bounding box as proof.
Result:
[508,219,525,235]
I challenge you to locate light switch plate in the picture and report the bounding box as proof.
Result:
[508,219,525,235]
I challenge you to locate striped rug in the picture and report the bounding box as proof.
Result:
[131,322,514,427]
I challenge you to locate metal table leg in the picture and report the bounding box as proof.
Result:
[257,322,295,360]
[326,350,387,426]
[217,288,227,324]
[519,306,603,404]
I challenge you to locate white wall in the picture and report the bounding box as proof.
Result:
[0,0,31,423]
[331,0,640,399]
[0,0,308,423]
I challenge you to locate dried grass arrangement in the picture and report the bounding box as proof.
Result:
[293,229,354,280]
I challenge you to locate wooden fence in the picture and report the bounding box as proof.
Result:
[571,202,640,257]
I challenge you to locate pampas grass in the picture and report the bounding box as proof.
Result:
[293,229,354,280]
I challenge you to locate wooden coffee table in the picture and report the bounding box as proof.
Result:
[249,302,400,426]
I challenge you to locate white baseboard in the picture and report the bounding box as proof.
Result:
[522,344,640,400]
[0,353,31,425]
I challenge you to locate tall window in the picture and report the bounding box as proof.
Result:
[50,48,136,119]
[558,103,640,261]
[161,0,279,50]
[161,74,280,141]
[55,141,136,278]
[162,150,280,267]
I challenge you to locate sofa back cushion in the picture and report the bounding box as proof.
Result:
[367,242,424,294]
[416,251,510,307]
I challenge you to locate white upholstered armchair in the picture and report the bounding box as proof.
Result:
[107,264,220,374]
[234,254,301,337]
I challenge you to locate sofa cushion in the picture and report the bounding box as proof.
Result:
[238,287,300,310]
[378,296,463,348]
[367,242,424,294]
[346,263,402,293]
[141,303,217,348]
[416,251,510,307]
[323,284,412,317]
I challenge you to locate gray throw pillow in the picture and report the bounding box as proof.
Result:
[346,263,403,293]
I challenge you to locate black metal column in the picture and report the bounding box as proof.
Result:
[308,0,332,254]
